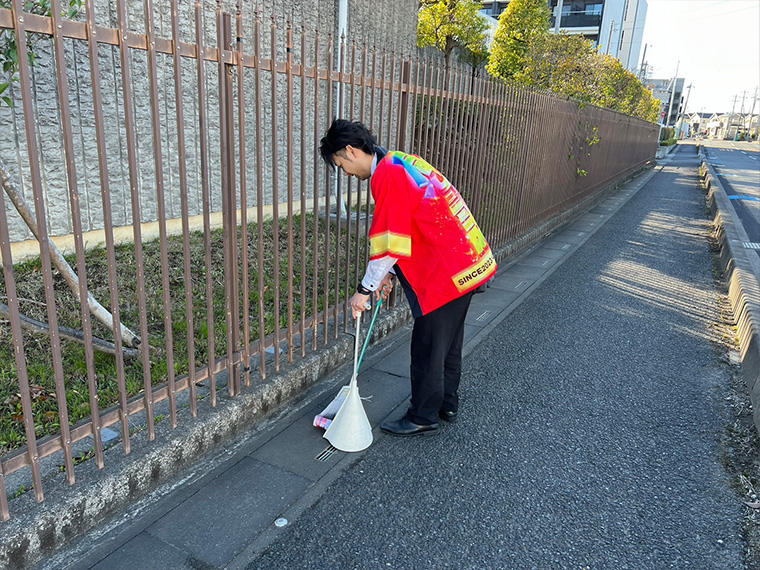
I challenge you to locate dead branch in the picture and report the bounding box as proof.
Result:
[0,158,141,347]
[0,301,139,358]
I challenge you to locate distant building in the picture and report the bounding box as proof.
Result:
[705,113,759,140]
[480,0,648,72]
[645,77,684,126]
[688,112,712,137]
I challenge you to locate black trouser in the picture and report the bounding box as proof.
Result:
[407,292,473,425]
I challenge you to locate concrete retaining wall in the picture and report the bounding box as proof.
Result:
[700,149,760,435]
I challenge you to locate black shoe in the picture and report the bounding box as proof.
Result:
[438,410,458,423]
[380,417,440,437]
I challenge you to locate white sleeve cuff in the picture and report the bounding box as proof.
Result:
[361,256,398,291]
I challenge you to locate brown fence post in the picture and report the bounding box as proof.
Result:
[397,60,412,151]
[219,9,241,396]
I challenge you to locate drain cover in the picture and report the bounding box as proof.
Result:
[744,243,760,250]
[475,311,493,322]
[316,445,338,462]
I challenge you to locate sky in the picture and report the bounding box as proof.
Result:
[639,0,760,115]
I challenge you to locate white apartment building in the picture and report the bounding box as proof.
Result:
[480,0,648,72]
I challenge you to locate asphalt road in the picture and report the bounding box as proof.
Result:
[701,140,760,243]
[243,147,745,568]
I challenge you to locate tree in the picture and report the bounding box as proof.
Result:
[486,0,550,81]
[594,54,660,122]
[517,32,597,102]
[417,0,489,69]
[515,32,661,123]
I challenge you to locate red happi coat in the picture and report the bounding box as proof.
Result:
[369,150,496,316]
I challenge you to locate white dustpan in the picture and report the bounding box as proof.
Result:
[323,314,373,452]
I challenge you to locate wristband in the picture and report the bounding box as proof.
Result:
[356,283,371,295]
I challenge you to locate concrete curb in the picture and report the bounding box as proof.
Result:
[699,147,760,434]
[0,161,654,569]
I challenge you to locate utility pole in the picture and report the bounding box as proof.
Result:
[730,94,739,140]
[676,82,693,139]
[554,0,565,33]
[638,43,648,80]
[747,86,758,141]
[666,61,679,127]
[606,20,615,55]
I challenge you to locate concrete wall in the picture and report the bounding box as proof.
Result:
[0,0,417,245]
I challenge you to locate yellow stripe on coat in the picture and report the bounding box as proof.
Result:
[370,231,412,258]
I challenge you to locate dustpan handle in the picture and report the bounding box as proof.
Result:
[352,313,362,381]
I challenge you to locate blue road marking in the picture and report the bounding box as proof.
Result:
[728,195,760,202]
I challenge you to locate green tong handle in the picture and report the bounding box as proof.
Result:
[356,297,382,373]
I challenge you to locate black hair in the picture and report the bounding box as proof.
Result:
[319,119,377,169]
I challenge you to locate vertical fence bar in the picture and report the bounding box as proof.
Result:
[253,8,267,377]
[430,60,445,159]
[538,91,556,222]
[83,0,132,451]
[270,14,282,367]
[286,19,295,363]
[146,0,179,422]
[0,176,43,505]
[408,55,422,154]
[228,10,241,392]
[384,51,396,150]
[510,86,532,242]
[442,62,462,180]
[438,61,454,177]
[196,0,217,404]
[299,23,307,358]
[433,61,450,167]
[52,0,105,463]
[476,81,496,211]
[363,45,377,270]
[499,80,516,244]
[465,75,485,198]
[218,4,233,391]
[478,77,496,235]
[504,82,525,244]
[354,41,368,289]
[530,90,547,225]
[221,9,241,393]
[311,28,321,352]
[335,32,345,333]
[528,89,544,231]
[10,0,75,485]
[459,68,477,193]
[506,83,525,241]
[450,63,468,189]
[322,33,333,345]
[397,59,411,150]
[117,0,155,438]
[420,60,437,159]
[342,38,356,329]
[237,1,251,385]
[376,49,387,148]
[453,63,469,179]
[489,79,511,242]
[171,0,198,411]
[460,70,477,196]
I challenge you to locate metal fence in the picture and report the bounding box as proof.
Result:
[0,0,658,520]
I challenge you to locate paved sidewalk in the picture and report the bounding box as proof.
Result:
[38,145,746,569]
